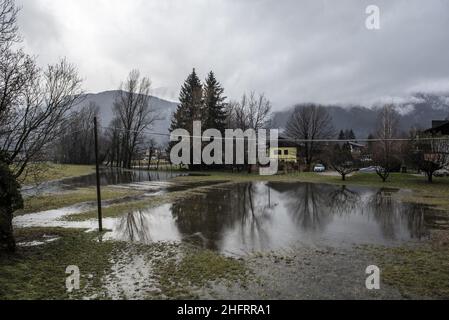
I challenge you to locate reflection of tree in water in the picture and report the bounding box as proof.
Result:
[404,204,428,239]
[366,189,427,240]
[366,190,398,239]
[235,183,272,250]
[272,183,333,231]
[327,185,361,215]
[116,211,152,243]
[170,188,236,250]
[170,183,273,251]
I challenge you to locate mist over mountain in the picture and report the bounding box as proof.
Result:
[77,90,449,144]
[272,93,449,139]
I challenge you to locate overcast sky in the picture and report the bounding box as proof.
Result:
[16,0,449,111]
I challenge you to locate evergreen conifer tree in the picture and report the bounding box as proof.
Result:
[203,71,227,133]
[169,69,203,168]
[170,68,203,134]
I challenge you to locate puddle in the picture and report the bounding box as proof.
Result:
[15,181,448,256]
[104,182,447,255]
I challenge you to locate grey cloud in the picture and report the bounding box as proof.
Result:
[16,0,449,110]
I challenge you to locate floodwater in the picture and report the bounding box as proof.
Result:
[15,180,449,256]
[104,182,448,255]
[21,169,186,196]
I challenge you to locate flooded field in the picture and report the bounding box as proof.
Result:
[21,169,186,196]
[9,176,449,300]
[14,181,448,255]
[106,182,447,254]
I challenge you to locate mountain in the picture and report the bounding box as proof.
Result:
[271,93,449,139]
[150,87,180,103]
[77,91,449,144]
[77,90,178,144]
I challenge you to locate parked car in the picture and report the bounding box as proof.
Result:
[313,164,326,173]
[434,169,449,177]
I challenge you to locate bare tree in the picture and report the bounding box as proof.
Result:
[1,58,83,180]
[56,102,102,164]
[0,0,19,47]
[0,0,24,120]
[227,92,271,130]
[111,70,159,169]
[412,133,449,183]
[372,105,401,182]
[284,104,335,171]
[105,117,123,168]
[225,92,272,172]
[146,137,157,170]
[326,143,359,181]
[0,52,37,128]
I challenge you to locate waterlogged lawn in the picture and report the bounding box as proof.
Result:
[365,230,449,299]
[63,187,215,222]
[0,228,249,300]
[19,163,95,186]
[16,187,144,215]
[151,245,248,299]
[0,228,121,300]
[5,169,449,299]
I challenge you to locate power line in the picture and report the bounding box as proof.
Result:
[100,125,449,143]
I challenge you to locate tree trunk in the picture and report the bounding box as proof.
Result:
[342,174,346,181]
[427,172,433,183]
[0,209,15,253]
[148,149,153,171]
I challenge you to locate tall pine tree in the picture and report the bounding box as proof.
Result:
[203,71,227,133]
[170,68,203,134]
[348,129,356,141]
[169,68,203,168]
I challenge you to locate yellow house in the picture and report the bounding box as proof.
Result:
[269,137,299,163]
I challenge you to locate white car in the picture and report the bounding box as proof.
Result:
[434,169,449,177]
[313,164,326,172]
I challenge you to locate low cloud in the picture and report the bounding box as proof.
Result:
[17,0,449,110]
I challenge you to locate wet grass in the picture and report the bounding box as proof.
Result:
[16,187,144,215]
[149,244,248,299]
[63,185,223,222]
[19,163,95,186]
[0,227,124,300]
[366,231,449,299]
[0,228,248,300]
[7,169,449,299]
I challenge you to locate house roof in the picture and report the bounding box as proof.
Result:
[348,142,365,148]
[275,136,301,148]
[424,120,449,135]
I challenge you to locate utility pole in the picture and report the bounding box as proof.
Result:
[94,117,103,232]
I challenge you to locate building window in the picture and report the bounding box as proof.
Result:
[284,150,289,155]
[277,150,282,155]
